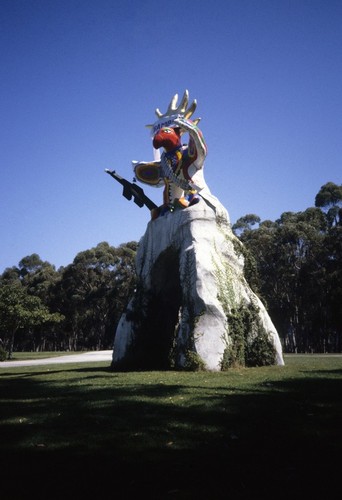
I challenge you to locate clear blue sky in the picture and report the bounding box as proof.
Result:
[1,0,341,272]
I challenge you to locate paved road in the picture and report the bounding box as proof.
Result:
[0,350,113,368]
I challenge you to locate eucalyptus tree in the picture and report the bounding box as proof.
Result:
[55,241,137,350]
[315,181,342,227]
[314,183,342,350]
[0,282,63,358]
[313,183,342,350]
[234,207,329,352]
[18,254,59,301]
[0,255,64,352]
[324,224,342,351]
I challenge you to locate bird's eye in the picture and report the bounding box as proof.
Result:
[163,128,172,134]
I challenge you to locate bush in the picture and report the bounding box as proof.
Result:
[184,350,206,371]
[222,302,276,369]
[0,345,7,361]
[246,328,276,367]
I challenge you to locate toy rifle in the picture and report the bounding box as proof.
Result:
[105,169,157,211]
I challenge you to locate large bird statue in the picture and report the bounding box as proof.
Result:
[133,90,210,219]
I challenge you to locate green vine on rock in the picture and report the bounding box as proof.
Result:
[221,302,276,369]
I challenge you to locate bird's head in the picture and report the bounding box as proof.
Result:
[153,127,181,152]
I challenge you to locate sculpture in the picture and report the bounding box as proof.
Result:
[109,90,284,371]
[133,90,213,219]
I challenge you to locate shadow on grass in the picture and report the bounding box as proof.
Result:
[1,364,341,499]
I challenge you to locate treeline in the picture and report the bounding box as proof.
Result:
[0,182,341,359]
[232,182,342,353]
[0,242,137,358]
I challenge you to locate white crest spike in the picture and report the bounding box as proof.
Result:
[168,93,179,113]
[179,90,189,113]
[151,90,198,122]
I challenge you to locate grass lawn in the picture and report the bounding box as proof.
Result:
[1,354,341,499]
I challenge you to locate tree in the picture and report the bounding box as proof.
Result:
[0,255,63,351]
[0,282,63,358]
[315,182,342,227]
[18,254,59,299]
[54,242,137,350]
[232,214,261,236]
[18,254,46,275]
[234,208,329,352]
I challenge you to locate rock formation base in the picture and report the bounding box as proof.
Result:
[112,193,284,371]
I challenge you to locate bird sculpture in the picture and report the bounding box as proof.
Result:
[133,90,209,219]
